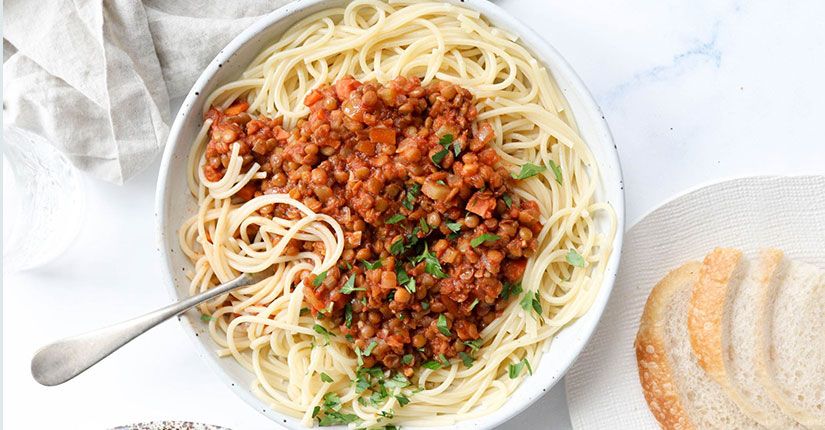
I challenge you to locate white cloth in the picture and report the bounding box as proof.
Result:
[3,0,292,184]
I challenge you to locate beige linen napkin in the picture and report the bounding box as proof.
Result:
[3,0,291,184]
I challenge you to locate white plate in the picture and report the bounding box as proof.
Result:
[154,0,625,428]
[564,175,825,429]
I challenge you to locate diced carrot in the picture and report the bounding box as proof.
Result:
[466,193,497,218]
[369,127,396,145]
[224,101,249,116]
[235,183,256,201]
[335,76,360,99]
[304,90,323,106]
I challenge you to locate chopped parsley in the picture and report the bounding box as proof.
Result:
[520,291,543,316]
[566,249,586,267]
[431,147,449,165]
[403,277,416,294]
[438,354,450,367]
[313,324,335,343]
[422,360,441,370]
[464,339,483,351]
[384,373,410,389]
[402,354,414,365]
[445,221,462,233]
[419,218,431,234]
[401,183,420,210]
[395,395,410,406]
[318,411,358,426]
[459,351,475,367]
[320,372,334,383]
[502,193,513,208]
[437,314,451,337]
[364,340,378,357]
[421,301,430,311]
[362,259,383,270]
[500,281,523,300]
[312,270,328,287]
[508,358,533,379]
[385,214,406,224]
[200,313,214,323]
[316,393,359,426]
[511,162,546,180]
[468,298,479,310]
[341,275,364,294]
[548,159,563,184]
[390,238,405,255]
[414,244,448,278]
[344,303,353,328]
[470,233,500,248]
[438,134,454,147]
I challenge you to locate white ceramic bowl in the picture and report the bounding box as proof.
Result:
[155,1,625,428]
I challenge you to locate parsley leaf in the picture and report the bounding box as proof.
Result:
[438,134,454,147]
[364,340,378,357]
[445,221,462,233]
[385,214,406,224]
[422,360,441,370]
[415,244,448,278]
[318,411,358,426]
[200,313,214,323]
[500,281,523,300]
[362,259,383,270]
[566,249,586,267]
[502,193,513,208]
[459,351,474,367]
[548,159,563,184]
[312,270,328,287]
[312,406,321,418]
[402,354,413,365]
[511,163,546,180]
[313,324,335,343]
[320,372,334,383]
[341,275,364,294]
[431,148,449,165]
[401,183,420,211]
[344,303,353,328]
[470,233,500,247]
[520,291,543,316]
[395,395,410,407]
[390,238,405,255]
[509,360,526,379]
[438,354,450,367]
[419,218,431,234]
[385,373,410,389]
[453,140,461,157]
[437,314,451,337]
[464,339,483,351]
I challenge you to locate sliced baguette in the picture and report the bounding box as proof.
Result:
[689,248,803,429]
[636,261,762,429]
[755,252,825,429]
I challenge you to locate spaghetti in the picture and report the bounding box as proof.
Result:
[179,1,616,427]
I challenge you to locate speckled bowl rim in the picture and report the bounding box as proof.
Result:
[154,1,625,428]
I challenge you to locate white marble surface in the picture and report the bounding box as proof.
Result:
[4,0,825,429]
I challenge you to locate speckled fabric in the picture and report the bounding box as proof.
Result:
[109,422,231,430]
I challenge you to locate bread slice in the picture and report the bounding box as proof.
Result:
[636,261,762,429]
[689,248,803,429]
[755,251,825,429]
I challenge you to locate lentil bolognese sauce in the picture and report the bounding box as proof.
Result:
[204,76,542,373]
[179,1,617,427]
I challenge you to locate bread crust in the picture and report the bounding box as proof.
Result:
[688,247,742,382]
[635,261,701,430]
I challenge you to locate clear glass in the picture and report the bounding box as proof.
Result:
[3,125,85,272]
